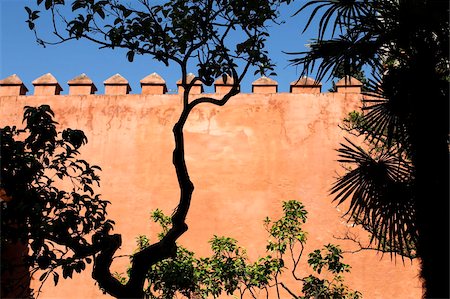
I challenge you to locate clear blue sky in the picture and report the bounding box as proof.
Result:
[0,1,330,94]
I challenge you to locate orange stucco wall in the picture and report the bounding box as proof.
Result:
[0,76,422,298]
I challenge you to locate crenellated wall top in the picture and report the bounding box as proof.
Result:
[0,73,362,96]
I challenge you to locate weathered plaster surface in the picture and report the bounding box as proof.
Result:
[0,83,421,298]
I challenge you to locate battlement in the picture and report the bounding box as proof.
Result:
[0,73,362,97]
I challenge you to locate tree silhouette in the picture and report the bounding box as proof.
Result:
[8,0,294,297]
[290,1,449,297]
[1,105,113,298]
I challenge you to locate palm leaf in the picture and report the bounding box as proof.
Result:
[331,138,417,258]
[295,0,368,40]
[361,69,414,155]
[288,27,384,82]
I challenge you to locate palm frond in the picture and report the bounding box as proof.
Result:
[289,31,382,82]
[331,138,417,258]
[361,68,414,155]
[295,0,369,40]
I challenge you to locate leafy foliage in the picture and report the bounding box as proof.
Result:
[302,245,360,299]
[265,199,308,254]
[1,105,113,295]
[114,201,360,298]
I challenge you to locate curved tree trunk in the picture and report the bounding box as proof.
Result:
[92,73,240,298]
[92,98,194,299]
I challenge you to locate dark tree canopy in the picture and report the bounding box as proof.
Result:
[26,0,295,82]
[291,0,449,297]
[1,105,113,297]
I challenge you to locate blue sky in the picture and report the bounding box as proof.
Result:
[0,1,330,94]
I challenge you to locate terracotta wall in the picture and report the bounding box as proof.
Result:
[0,74,422,298]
